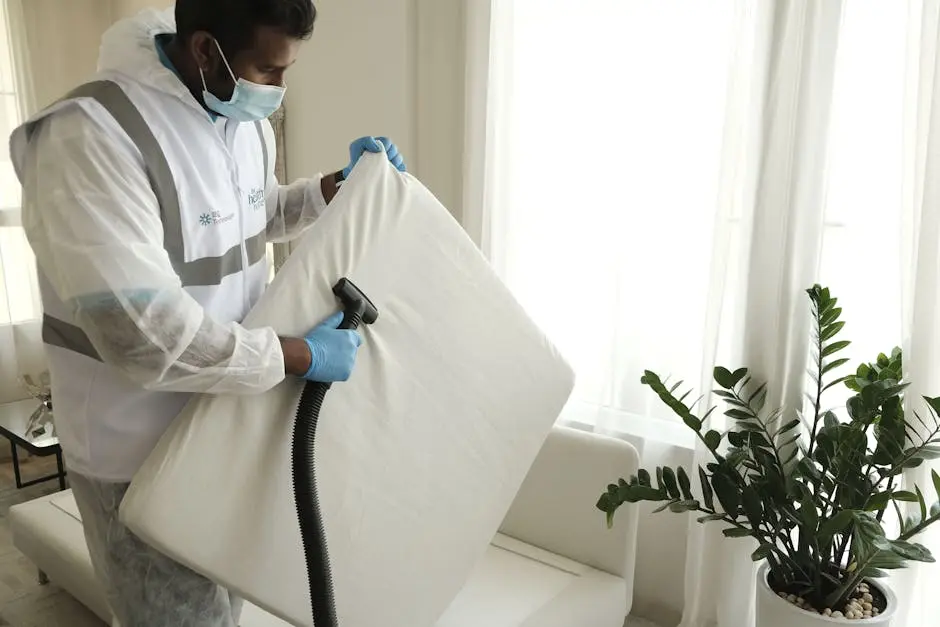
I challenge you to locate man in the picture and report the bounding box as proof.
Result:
[9,1,405,624]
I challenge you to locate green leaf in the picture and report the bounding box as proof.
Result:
[822,338,850,356]
[818,510,853,543]
[822,357,850,375]
[652,501,673,514]
[925,396,940,418]
[682,414,703,431]
[714,367,747,390]
[712,472,741,516]
[637,469,652,487]
[800,491,818,532]
[890,540,935,563]
[774,419,801,438]
[697,513,724,523]
[662,467,680,500]
[704,429,722,452]
[699,467,715,510]
[821,322,846,342]
[722,527,752,538]
[866,491,893,511]
[797,458,822,482]
[741,486,763,529]
[933,469,940,501]
[821,306,842,326]
[677,467,693,500]
[668,499,700,513]
[917,485,928,523]
[725,408,754,422]
[823,375,853,393]
[626,485,667,502]
[714,367,735,389]
[751,544,774,562]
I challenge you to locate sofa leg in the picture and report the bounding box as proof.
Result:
[38,569,49,585]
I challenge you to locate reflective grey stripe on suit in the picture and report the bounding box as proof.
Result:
[38,80,268,361]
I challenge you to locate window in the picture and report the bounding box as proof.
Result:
[816,2,907,414]
[499,0,745,427]
[0,0,40,328]
[493,0,908,432]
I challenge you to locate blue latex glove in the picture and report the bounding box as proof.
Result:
[302,311,363,382]
[342,136,406,178]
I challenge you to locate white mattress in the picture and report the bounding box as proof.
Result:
[119,154,575,627]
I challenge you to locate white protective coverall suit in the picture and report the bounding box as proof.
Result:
[9,8,327,626]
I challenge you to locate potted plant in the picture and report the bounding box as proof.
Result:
[597,285,940,625]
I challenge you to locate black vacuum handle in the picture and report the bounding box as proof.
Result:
[338,308,365,331]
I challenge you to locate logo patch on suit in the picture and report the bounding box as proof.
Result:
[248,187,265,212]
[198,210,235,227]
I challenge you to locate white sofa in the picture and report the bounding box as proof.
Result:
[9,425,640,627]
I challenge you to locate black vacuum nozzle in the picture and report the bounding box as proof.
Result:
[332,278,379,329]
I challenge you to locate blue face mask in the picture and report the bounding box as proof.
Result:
[200,39,285,122]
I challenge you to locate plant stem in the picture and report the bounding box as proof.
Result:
[824,552,871,610]
[874,477,894,524]
[696,505,812,584]
[806,307,826,461]
[732,386,786,475]
[898,511,940,541]
[834,526,853,570]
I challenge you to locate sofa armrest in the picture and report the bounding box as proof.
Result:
[498,425,640,585]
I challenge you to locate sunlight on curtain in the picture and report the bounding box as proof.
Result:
[817,2,907,416]
[502,0,740,429]
[501,0,912,434]
[0,0,43,403]
[486,1,939,625]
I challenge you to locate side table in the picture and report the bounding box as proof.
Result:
[0,399,67,490]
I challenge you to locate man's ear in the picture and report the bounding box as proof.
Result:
[188,31,218,74]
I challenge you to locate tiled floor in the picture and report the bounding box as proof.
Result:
[0,454,103,627]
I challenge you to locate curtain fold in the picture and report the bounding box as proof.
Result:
[681,2,846,626]
[1,0,44,404]
[468,0,940,626]
[0,0,113,404]
[893,2,940,625]
[461,0,512,269]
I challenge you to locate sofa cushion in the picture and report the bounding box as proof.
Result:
[11,491,626,627]
[50,490,82,522]
[436,533,626,627]
[9,490,113,623]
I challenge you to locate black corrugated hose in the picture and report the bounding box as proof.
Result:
[291,309,364,627]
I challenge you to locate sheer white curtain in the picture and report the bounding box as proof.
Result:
[891,2,940,625]
[0,0,42,404]
[0,0,115,404]
[466,0,940,625]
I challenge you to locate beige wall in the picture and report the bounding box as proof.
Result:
[104,0,467,220]
[283,0,466,220]
[20,0,113,109]
[110,0,170,21]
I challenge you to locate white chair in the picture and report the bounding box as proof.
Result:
[10,425,640,626]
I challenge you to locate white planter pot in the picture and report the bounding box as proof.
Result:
[755,563,897,626]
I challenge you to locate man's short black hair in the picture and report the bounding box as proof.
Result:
[176,0,316,55]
